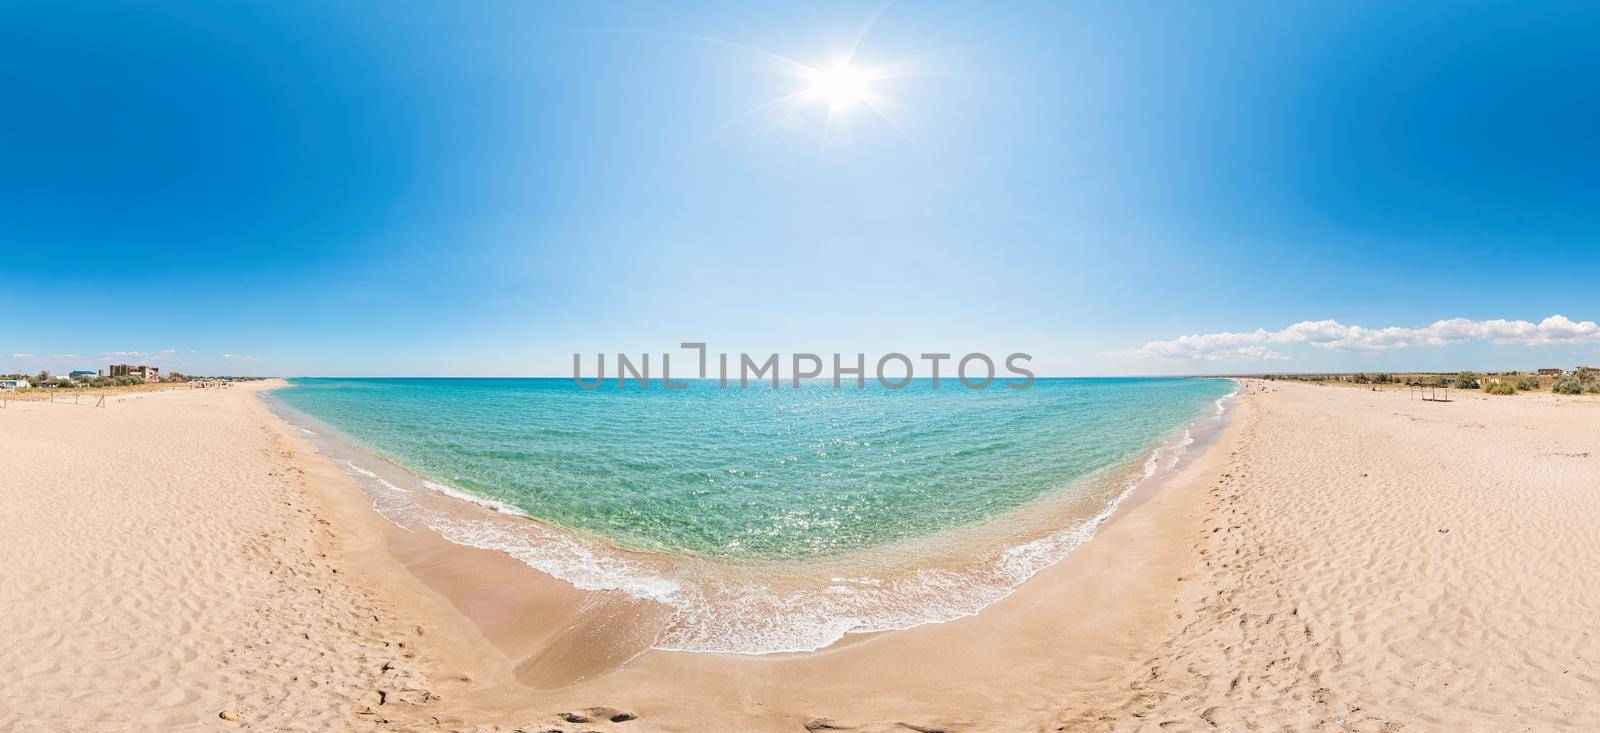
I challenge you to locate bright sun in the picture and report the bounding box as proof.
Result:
[699,26,919,147]
[810,64,871,109]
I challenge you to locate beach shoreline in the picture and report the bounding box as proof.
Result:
[258,378,1237,657]
[254,378,1246,730]
[11,378,1596,730]
[0,377,1245,731]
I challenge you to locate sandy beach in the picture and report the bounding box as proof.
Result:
[9,2,1594,729]
[4,379,1600,731]
[1055,380,1600,732]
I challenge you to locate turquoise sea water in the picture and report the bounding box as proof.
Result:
[270,377,1234,652]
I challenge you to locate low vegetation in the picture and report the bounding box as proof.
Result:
[1552,372,1599,395]
[1245,370,1600,395]
[2,370,259,395]
[1484,382,1516,395]
[2,371,171,388]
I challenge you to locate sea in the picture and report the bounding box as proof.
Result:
[267,376,1236,654]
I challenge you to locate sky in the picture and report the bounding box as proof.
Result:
[3,1,1598,377]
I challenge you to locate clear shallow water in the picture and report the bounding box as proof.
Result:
[271,377,1235,652]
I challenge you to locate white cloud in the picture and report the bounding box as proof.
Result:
[222,354,262,362]
[11,353,36,359]
[99,349,178,362]
[1105,314,1600,362]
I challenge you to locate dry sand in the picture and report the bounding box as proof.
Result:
[3,379,1599,731]
[1056,380,1600,732]
[0,383,454,731]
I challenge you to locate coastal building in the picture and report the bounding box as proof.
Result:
[0,379,30,389]
[1577,366,1598,375]
[68,370,97,379]
[1538,368,1564,376]
[109,364,160,382]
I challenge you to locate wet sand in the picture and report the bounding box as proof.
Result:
[288,383,1242,731]
[0,380,1234,731]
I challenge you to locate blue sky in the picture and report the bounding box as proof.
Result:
[3,1,1598,377]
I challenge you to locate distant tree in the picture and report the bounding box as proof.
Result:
[1514,376,1541,391]
[1454,371,1481,389]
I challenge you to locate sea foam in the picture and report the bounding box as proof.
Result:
[275,377,1238,654]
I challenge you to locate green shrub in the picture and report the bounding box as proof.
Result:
[1454,371,1480,389]
[1552,375,1584,395]
[1484,382,1516,395]
[1514,376,1540,391]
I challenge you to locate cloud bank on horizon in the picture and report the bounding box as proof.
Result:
[1106,315,1600,363]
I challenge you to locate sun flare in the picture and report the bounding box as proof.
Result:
[810,64,872,110]
[683,14,925,147]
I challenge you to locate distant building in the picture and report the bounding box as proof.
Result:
[68,370,97,379]
[109,364,160,382]
[1538,368,1564,376]
[0,379,30,389]
[1577,366,1599,375]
